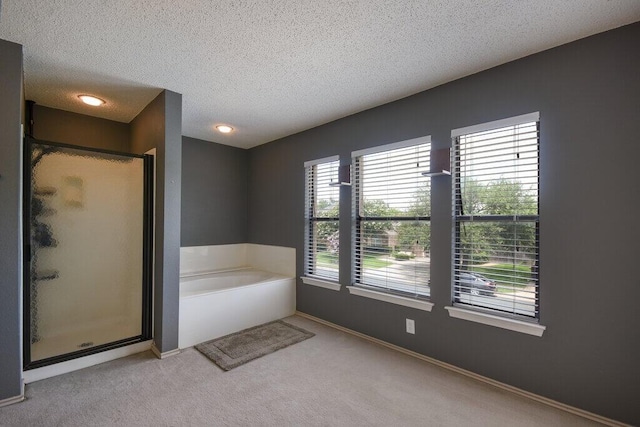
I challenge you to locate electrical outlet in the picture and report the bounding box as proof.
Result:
[406,318,415,334]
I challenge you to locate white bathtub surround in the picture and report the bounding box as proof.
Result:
[180,244,248,276]
[179,270,295,349]
[247,244,295,277]
[180,244,295,277]
[178,244,296,349]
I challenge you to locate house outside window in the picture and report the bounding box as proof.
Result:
[303,156,340,284]
[352,136,431,298]
[452,113,540,319]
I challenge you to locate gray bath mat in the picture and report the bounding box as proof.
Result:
[195,320,315,371]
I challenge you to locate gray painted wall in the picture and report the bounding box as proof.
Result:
[33,105,130,152]
[0,39,24,403]
[247,23,640,424]
[130,90,182,353]
[181,136,248,246]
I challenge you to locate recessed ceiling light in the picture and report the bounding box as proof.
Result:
[216,125,233,134]
[78,95,105,106]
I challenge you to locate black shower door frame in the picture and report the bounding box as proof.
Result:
[22,136,154,370]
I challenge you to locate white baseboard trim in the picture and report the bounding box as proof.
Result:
[0,394,25,408]
[151,342,180,359]
[23,340,152,384]
[295,311,626,427]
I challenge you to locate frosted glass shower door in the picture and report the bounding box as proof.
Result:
[25,139,152,367]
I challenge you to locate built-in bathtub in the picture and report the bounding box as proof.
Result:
[178,244,296,349]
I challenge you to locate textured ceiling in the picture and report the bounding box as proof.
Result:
[1,1,639,149]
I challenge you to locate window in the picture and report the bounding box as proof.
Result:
[452,113,540,319]
[352,137,431,298]
[303,156,340,284]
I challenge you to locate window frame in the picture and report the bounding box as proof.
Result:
[302,155,341,290]
[351,136,433,302]
[450,112,542,325]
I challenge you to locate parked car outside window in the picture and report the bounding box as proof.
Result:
[457,272,496,296]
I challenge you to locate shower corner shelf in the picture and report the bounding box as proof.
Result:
[34,187,57,196]
[36,208,57,217]
[35,240,58,249]
[34,270,59,281]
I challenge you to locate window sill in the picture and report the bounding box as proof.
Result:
[445,306,546,337]
[347,286,434,312]
[301,276,341,291]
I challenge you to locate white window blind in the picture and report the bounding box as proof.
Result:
[304,157,340,281]
[452,113,539,319]
[353,137,431,297]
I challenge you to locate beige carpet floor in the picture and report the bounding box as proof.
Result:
[0,315,602,426]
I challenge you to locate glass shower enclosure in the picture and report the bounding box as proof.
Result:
[23,137,153,369]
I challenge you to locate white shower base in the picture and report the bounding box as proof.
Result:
[30,317,140,362]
